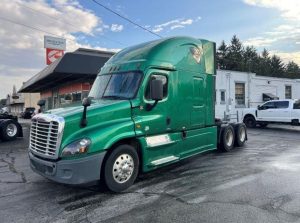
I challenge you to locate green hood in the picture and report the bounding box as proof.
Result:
[45,99,123,118]
[47,99,134,155]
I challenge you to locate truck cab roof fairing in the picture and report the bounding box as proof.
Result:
[100,37,216,75]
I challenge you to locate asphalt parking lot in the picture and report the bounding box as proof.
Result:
[1,122,300,223]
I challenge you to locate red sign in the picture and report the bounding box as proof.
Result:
[46,48,64,65]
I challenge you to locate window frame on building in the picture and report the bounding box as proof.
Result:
[220,89,226,104]
[285,85,292,99]
[235,82,246,107]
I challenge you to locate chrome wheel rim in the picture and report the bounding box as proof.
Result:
[225,130,234,147]
[239,127,246,142]
[112,154,134,184]
[7,123,17,137]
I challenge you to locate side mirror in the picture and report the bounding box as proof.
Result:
[80,97,91,128]
[37,99,46,107]
[82,97,91,107]
[150,79,163,101]
[257,105,261,110]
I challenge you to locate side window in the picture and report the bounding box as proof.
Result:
[274,101,289,109]
[262,101,275,109]
[294,100,300,109]
[145,74,168,100]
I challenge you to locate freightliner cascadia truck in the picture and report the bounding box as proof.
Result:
[29,37,247,192]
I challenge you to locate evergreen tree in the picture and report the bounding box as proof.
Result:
[216,40,228,69]
[227,35,244,71]
[217,35,300,79]
[242,46,258,73]
[270,55,285,77]
[257,48,271,76]
[285,61,300,78]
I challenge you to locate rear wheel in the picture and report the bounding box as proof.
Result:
[220,125,235,152]
[291,119,299,126]
[104,144,139,192]
[244,115,256,128]
[0,120,19,141]
[235,123,247,147]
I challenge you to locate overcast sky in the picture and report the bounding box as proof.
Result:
[0,0,300,99]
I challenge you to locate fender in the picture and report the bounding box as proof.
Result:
[60,118,136,155]
[242,108,257,121]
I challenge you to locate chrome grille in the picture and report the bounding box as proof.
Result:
[30,114,64,159]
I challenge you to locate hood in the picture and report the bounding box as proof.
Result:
[52,99,133,150]
[44,99,126,118]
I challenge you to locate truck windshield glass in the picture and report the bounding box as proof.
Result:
[89,72,142,100]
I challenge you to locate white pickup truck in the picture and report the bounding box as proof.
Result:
[242,99,300,128]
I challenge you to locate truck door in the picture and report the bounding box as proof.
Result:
[292,100,300,122]
[191,76,205,127]
[131,69,180,166]
[257,101,275,121]
[273,101,290,122]
[133,70,173,135]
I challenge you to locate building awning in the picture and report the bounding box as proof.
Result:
[263,93,279,101]
[19,48,115,93]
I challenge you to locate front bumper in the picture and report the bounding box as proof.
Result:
[29,151,106,185]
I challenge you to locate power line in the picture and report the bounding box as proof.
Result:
[15,1,77,30]
[90,0,162,38]
[0,16,125,49]
[0,16,75,42]
[14,1,125,46]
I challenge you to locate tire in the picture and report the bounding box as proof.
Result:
[220,125,235,152]
[0,120,19,141]
[104,144,139,192]
[258,123,268,128]
[243,115,256,128]
[291,119,299,126]
[235,123,247,147]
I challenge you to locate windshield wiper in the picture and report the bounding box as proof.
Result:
[102,95,128,100]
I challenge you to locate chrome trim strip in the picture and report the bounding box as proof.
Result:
[150,156,179,166]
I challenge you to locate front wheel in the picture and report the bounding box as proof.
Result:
[103,144,139,192]
[0,120,19,141]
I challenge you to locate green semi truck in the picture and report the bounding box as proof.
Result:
[29,37,247,192]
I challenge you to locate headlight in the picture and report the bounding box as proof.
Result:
[61,138,91,157]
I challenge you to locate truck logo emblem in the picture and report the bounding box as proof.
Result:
[190,46,202,64]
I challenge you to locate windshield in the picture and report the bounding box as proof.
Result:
[89,71,143,100]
